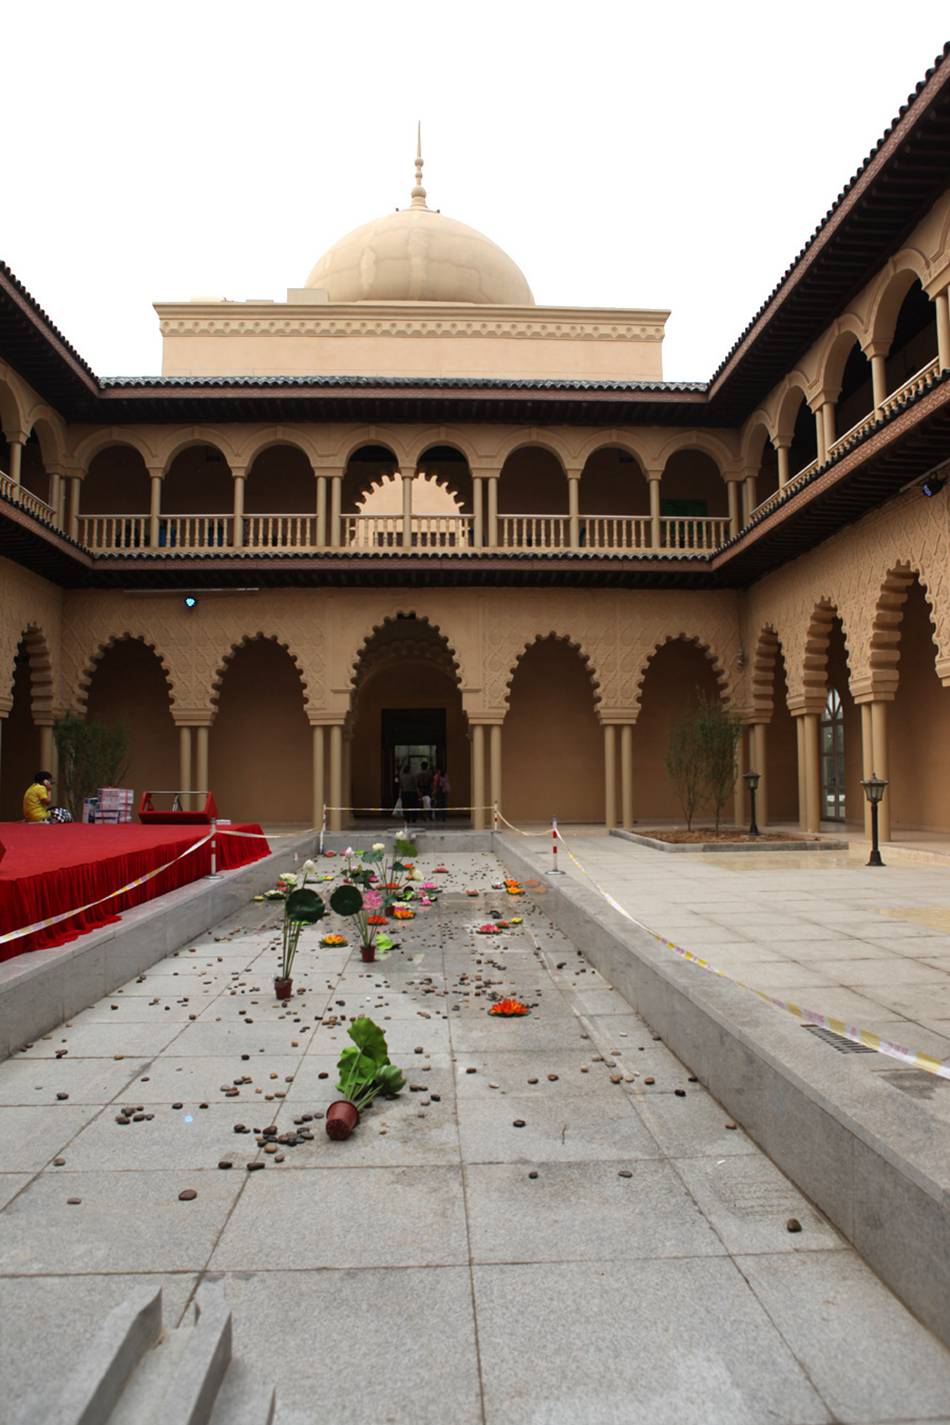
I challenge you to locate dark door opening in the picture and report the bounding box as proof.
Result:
[381,708,447,810]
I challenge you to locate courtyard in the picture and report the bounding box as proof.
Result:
[1,841,949,1423]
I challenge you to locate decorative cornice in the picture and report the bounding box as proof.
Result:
[156,302,669,345]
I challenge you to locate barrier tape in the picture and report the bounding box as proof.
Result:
[495,817,950,1081]
[323,804,495,814]
[0,833,214,947]
[214,826,318,841]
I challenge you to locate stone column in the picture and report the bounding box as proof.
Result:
[742,476,756,524]
[330,474,343,548]
[401,471,414,550]
[814,405,827,465]
[195,726,209,802]
[648,472,662,548]
[860,702,873,840]
[311,724,325,831]
[329,723,343,831]
[603,724,617,830]
[870,701,890,842]
[734,722,747,828]
[935,288,950,372]
[776,443,790,488]
[342,730,353,818]
[620,723,634,829]
[489,723,502,821]
[231,469,246,550]
[870,352,887,411]
[726,480,740,540]
[67,476,81,541]
[471,724,486,830]
[316,474,327,547]
[795,716,806,831]
[821,400,836,458]
[750,722,768,827]
[38,722,54,775]
[567,472,581,549]
[487,475,499,549]
[148,470,162,549]
[179,726,192,809]
[800,712,821,833]
[48,471,62,526]
[6,436,24,486]
[471,475,484,548]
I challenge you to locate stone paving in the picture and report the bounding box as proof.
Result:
[1,849,950,1424]
[531,829,950,1093]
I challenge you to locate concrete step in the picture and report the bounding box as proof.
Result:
[47,1285,278,1425]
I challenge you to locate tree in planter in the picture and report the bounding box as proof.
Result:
[53,712,129,821]
[665,709,706,830]
[696,695,743,832]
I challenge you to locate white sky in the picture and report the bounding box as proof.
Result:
[5,2,948,383]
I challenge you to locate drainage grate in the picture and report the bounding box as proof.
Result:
[802,1024,878,1054]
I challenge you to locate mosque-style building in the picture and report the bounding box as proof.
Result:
[2,54,950,840]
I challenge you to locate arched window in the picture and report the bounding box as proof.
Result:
[821,689,846,821]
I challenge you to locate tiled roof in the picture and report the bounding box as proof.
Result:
[99,373,708,394]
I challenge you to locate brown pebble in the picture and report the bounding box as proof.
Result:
[512,1119,526,1128]
[618,1170,633,1179]
[66,1197,82,1205]
[528,1171,539,1179]
[115,1116,130,1125]
[644,1077,655,1086]
[674,1089,686,1098]
[178,1188,198,1201]
[547,1074,559,1082]
[466,1067,477,1075]
[56,1092,69,1101]
[247,1161,265,1171]
[172,1102,183,1110]
[786,1218,802,1233]
[53,1157,65,1167]
[724,1122,737,1130]
[218,1160,233,1170]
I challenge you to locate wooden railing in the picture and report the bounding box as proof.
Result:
[344,514,402,549]
[0,471,56,524]
[243,514,319,549]
[660,516,730,551]
[78,515,149,551]
[497,514,570,550]
[752,356,942,523]
[410,515,474,549]
[581,515,652,550]
[157,515,232,550]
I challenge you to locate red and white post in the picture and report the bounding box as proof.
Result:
[210,816,218,877]
[549,816,564,874]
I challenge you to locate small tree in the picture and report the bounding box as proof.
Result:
[696,695,743,832]
[54,712,129,820]
[665,710,706,830]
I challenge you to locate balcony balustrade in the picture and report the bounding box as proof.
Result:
[751,356,941,522]
[497,514,570,550]
[0,470,56,525]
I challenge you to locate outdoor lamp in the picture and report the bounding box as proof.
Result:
[743,769,761,837]
[861,772,888,867]
[184,595,198,610]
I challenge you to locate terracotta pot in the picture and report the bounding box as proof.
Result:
[360,945,376,963]
[326,1100,360,1140]
[274,976,293,1001]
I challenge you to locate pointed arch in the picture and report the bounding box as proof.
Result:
[503,631,601,711]
[631,632,731,719]
[798,598,852,710]
[5,624,55,719]
[76,633,176,711]
[750,625,784,722]
[349,610,463,692]
[210,632,310,714]
[867,564,932,699]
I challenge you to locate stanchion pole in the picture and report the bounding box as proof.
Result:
[319,804,327,856]
[209,817,218,877]
[549,816,564,874]
[492,803,499,833]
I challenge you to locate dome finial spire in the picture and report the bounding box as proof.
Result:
[410,121,428,209]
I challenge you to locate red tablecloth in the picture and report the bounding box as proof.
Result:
[0,822,269,961]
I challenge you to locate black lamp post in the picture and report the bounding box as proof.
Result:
[743,770,761,836]
[861,772,888,867]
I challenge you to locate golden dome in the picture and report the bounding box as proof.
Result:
[304,130,534,307]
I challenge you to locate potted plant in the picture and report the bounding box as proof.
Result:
[275,886,325,999]
[326,1017,405,1140]
[329,882,392,961]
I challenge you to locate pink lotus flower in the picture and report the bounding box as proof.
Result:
[363,889,383,910]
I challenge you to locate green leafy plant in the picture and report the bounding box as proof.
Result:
[335,1016,405,1110]
[665,708,706,831]
[695,694,743,831]
[279,886,325,981]
[53,712,129,820]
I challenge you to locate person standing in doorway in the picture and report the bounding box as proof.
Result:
[433,766,450,822]
[399,762,418,824]
[415,760,434,821]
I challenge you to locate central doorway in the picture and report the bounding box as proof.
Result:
[381,708,446,809]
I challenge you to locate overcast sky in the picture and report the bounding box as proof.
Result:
[5,2,948,383]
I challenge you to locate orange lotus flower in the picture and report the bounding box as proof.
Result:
[366,915,388,926]
[392,907,415,920]
[321,934,347,947]
[489,998,530,1017]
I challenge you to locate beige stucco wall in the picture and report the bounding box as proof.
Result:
[156,303,668,382]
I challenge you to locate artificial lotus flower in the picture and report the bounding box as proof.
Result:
[372,842,385,852]
[321,933,347,947]
[489,998,529,1017]
[476,923,501,935]
[302,859,319,875]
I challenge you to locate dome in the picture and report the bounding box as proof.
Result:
[304,135,534,307]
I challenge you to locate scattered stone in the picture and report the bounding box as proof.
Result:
[724,1122,737,1131]
[674,1089,686,1098]
[547,1074,559,1082]
[512,1119,526,1128]
[172,1102,183,1110]
[247,1161,265,1171]
[56,1092,69,1101]
[115,1115,130,1125]
[644,1077,655,1086]
[218,1160,233,1170]
[178,1189,198,1201]
[618,1170,633,1179]
[528,1171,539,1180]
[786,1218,802,1233]
[53,1157,65,1166]
[66,1197,82,1206]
